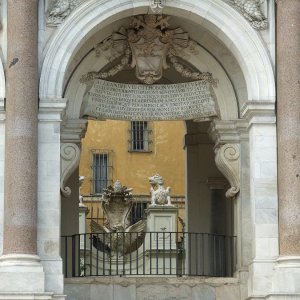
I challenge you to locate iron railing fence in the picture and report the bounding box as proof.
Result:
[61,232,236,278]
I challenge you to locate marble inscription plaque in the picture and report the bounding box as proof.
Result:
[81,79,218,121]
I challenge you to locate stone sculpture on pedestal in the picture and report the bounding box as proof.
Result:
[149,174,173,206]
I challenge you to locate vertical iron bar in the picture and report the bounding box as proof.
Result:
[136,232,139,275]
[169,232,172,275]
[129,232,132,275]
[143,232,145,275]
[96,234,99,276]
[72,236,75,277]
[116,232,119,276]
[64,236,67,278]
[84,234,86,276]
[196,233,198,275]
[90,233,92,276]
[123,232,125,275]
[189,233,192,275]
[109,232,112,275]
[150,232,152,275]
[103,233,105,276]
[156,232,158,275]
[163,231,165,275]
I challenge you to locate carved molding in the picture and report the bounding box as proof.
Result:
[60,143,81,197]
[149,0,166,14]
[215,144,240,199]
[225,0,268,30]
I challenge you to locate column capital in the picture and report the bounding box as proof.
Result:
[38,98,67,122]
[241,101,276,125]
[61,118,88,144]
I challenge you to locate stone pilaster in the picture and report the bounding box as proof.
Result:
[277,0,300,257]
[3,0,39,255]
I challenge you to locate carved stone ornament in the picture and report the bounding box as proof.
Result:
[60,143,81,197]
[149,0,166,14]
[215,144,240,199]
[90,180,146,256]
[46,0,84,26]
[225,0,268,30]
[81,15,217,86]
[149,174,172,206]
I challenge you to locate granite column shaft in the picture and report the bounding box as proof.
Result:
[277,0,300,256]
[3,0,39,255]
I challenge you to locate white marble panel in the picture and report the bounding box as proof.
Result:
[90,284,113,300]
[192,285,215,300]
[114,285,136,300]
[216,284,240,300]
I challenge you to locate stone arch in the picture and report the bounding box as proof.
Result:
[40,0,275,105]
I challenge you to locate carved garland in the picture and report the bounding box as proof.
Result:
[215,144,240,199]
[60,143,81,197]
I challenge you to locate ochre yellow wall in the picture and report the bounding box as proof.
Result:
[79,120,186,196]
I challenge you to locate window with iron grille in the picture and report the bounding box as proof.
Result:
[129,121,152,152]
[91,150,112,194]
[130,202,148,224]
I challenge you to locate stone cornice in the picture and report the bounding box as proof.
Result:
[208,119,249,148]
[61,118,88,143]
[38,98,67,122]
[241,101,276,125]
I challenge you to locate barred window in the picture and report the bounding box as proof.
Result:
[91,150,112,194]
[130,202,148,224]
[129,121,152,152]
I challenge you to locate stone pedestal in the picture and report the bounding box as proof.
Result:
[79,205,89,250]
[145,206,178,250]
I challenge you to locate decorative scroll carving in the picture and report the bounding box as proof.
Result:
[215,144,240,199]
[47,0,84,26]
[81,15,216,85]
[149,174,172,206]
[225,0,268,30]
[60,143,81,197]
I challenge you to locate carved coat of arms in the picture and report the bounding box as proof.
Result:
[81,15,217,86]
[90,181,146,257]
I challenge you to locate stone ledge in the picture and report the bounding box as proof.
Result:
[65,276,239,287]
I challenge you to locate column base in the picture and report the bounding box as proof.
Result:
[0,254,45,293]
[271,256,300,294]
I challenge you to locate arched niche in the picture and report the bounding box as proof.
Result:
[64,36,238,121]
[40,0,275,108]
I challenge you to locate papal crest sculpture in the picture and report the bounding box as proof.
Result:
[90,180,146,257]
[81,15,216,86]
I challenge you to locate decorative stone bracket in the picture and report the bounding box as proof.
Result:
[215,143,240,199]
[60,142,81,197]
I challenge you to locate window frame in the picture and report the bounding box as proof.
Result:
[128,121,152,152]
[90,149,113,195]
